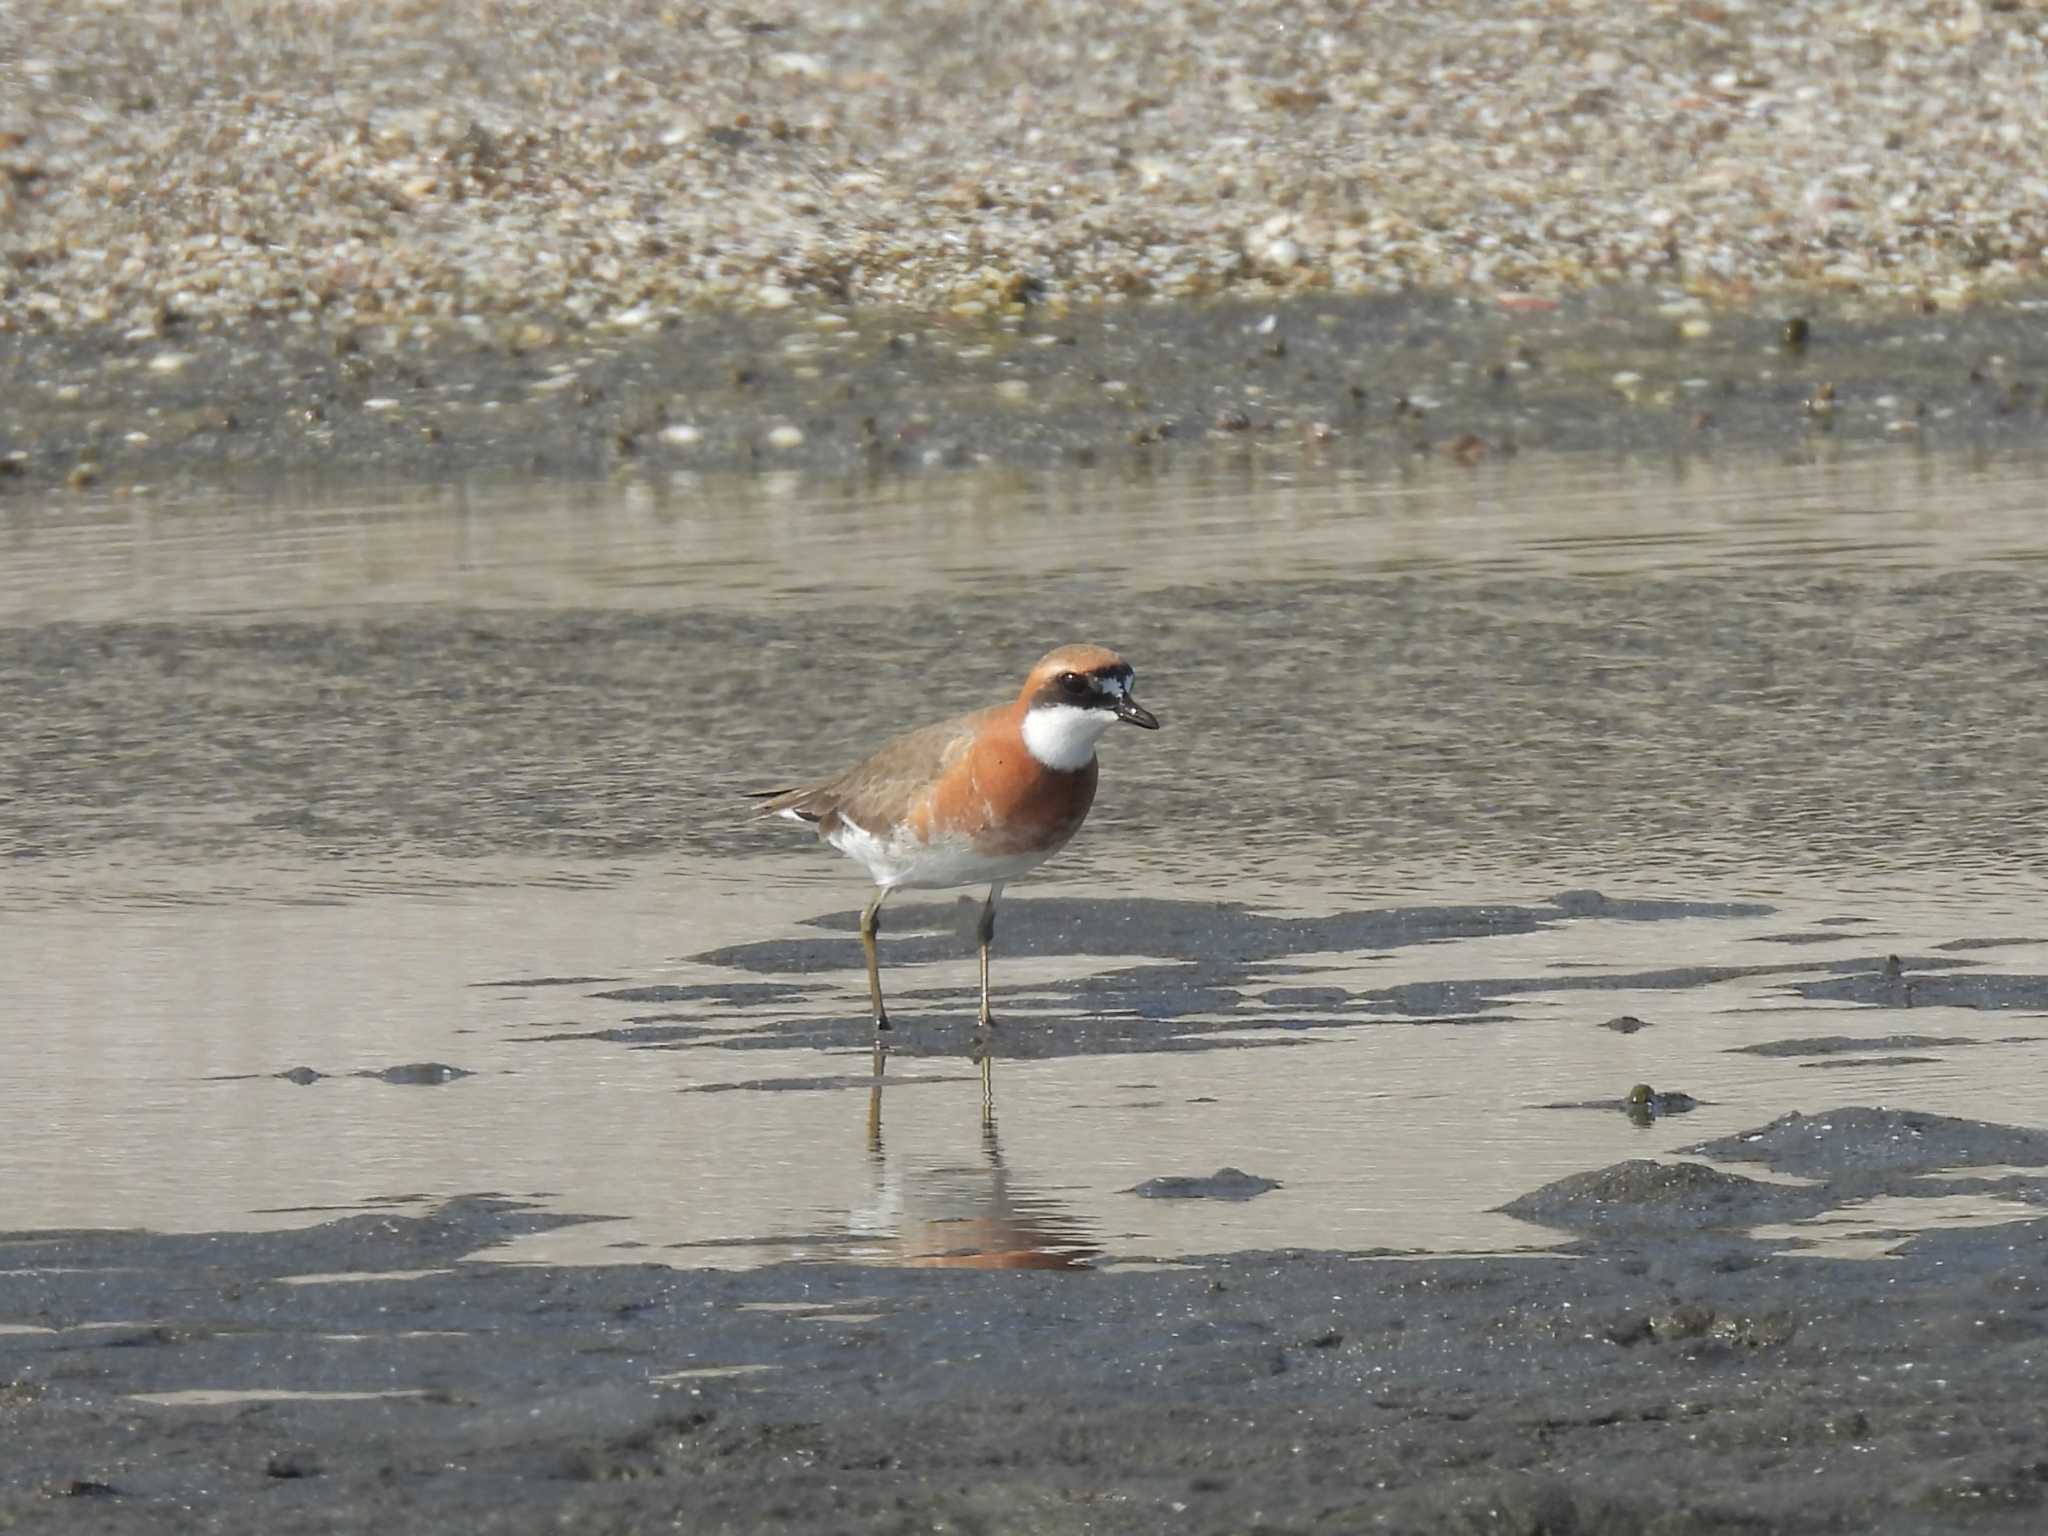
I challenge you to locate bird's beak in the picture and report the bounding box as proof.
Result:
[1115,695,1161,730]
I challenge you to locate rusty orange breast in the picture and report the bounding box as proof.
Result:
[908,708,1097,855]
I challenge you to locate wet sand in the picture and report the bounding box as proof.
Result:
[9,1107,2048,1534]
[4,288,2048,495]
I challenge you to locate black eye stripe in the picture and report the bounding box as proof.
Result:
[1034,665,1135,710]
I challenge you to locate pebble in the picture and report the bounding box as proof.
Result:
[1,1,2045,330]
[764,424,805,449]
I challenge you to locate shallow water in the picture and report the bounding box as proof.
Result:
[4,450,2048,1268]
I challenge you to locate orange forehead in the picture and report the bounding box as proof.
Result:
[1025,644,1130,685]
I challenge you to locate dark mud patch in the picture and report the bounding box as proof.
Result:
[1751,929,1886,945]
[1731,1033,1978,1057]
[219,1063,475,1086]
[11,1115,2048,1533]
[1800,1055,1943,1069]
[682,1072,974,1095]
[1688,1107,2048,1179]
[1789,969,2048,1011]
[519,1021,734,1048]
[362,1062,473,1086]
[1499,1158,1824,1236]
[473,975,625,989]
[1256,985,1352,1009]
[1540,1085,1702,1123]
[1369,951,1966,1023]
[1509,1106,2048,1249]
[691,1016,1312,1062]
[591,982,832,1006]
[1127,1168,1281,1201]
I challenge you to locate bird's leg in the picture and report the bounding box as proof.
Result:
[975,881,1004,1031]
[860,888,892,1032]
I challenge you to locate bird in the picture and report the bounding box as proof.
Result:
[750,644,1160,1034]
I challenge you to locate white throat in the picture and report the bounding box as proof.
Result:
[1021,704,1113,771]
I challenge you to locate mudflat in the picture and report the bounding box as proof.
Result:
[8,4,2048,1532]
[9,1102,2048,1533]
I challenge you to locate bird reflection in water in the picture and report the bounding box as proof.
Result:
[856,1042,1098,1271]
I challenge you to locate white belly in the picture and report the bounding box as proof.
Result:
[825,816,1063,891]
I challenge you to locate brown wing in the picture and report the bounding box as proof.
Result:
[749,706,994,832]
